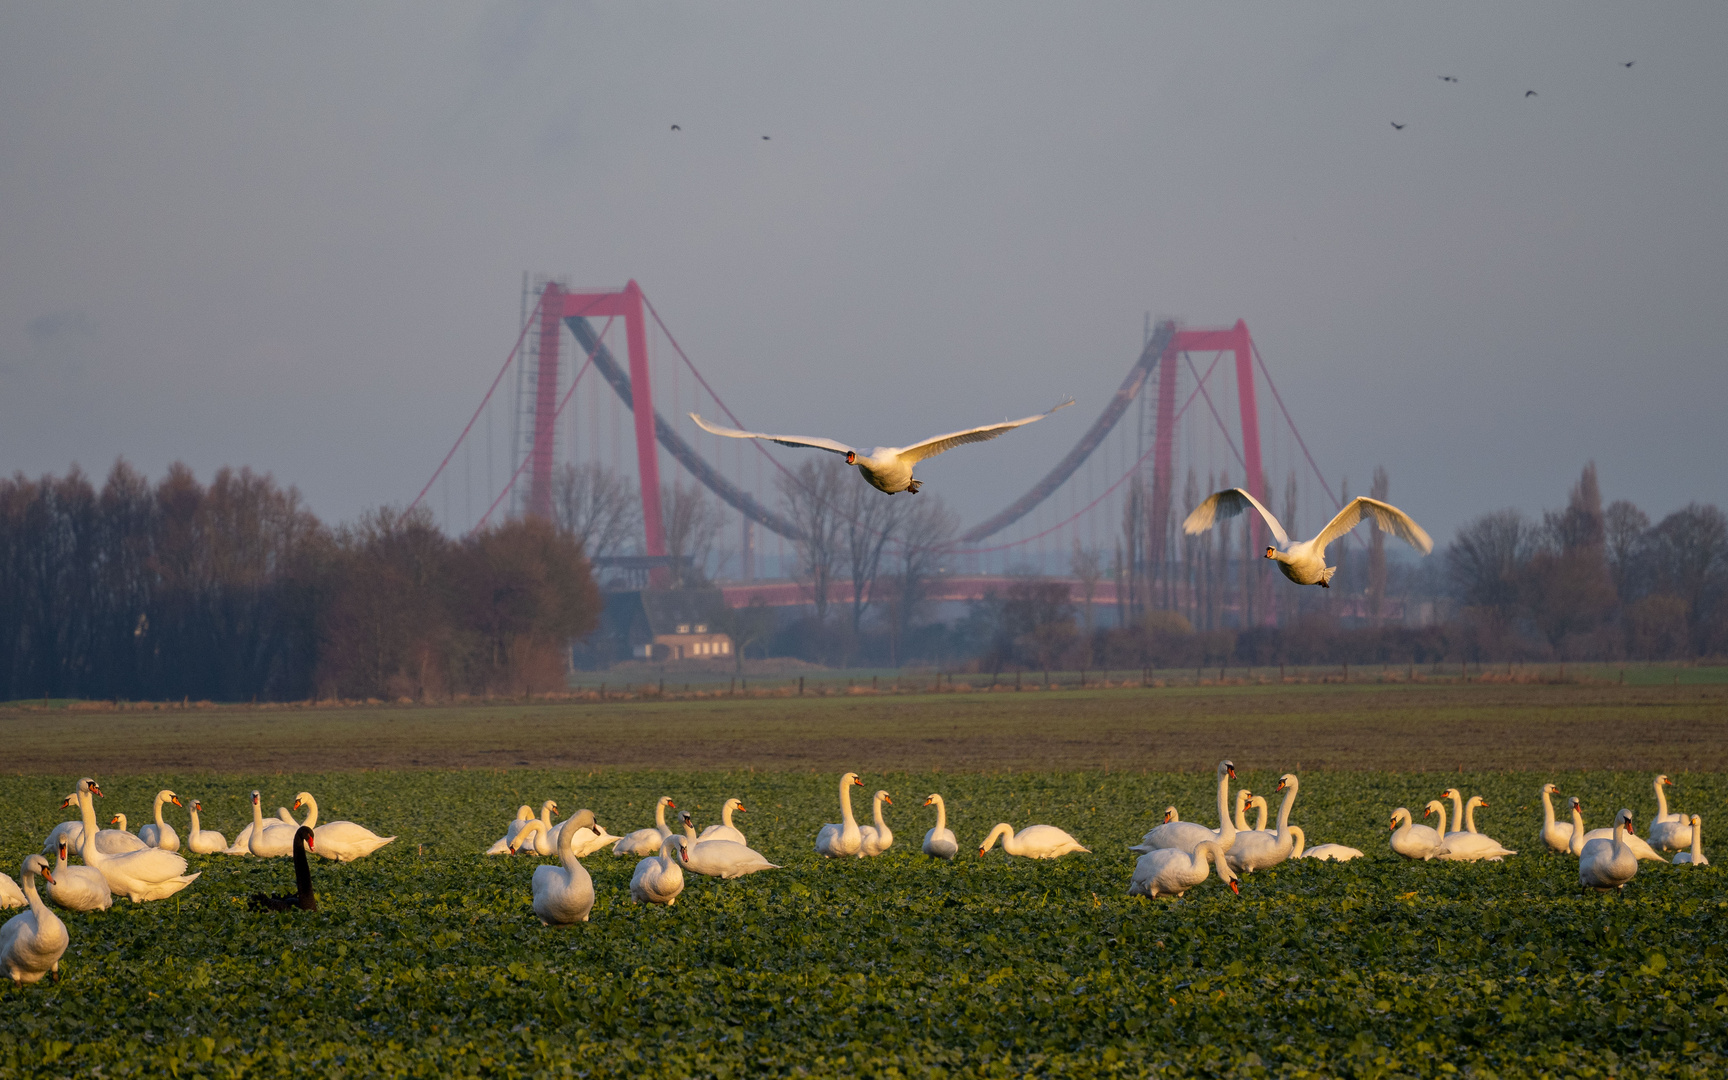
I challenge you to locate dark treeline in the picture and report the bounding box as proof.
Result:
[956,464,1727,672]
[0,461,600,702]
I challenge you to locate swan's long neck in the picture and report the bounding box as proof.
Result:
[1447,791,1464,831]
[1612,819,1630,860]
[1690,818,1704,861]
[23,865,48,918]
[154,793,169,828]
[872,795,888,831]
[683,817,698,843]
[654,799,669,834]
[1655,779,1670,819]
[78,790,103,864]
[300,795,319,829]
[252,796,267,834]
[1273,780,1298,843]
[1570,805,1586,855]
[1253,800,1269,833]
[1541,789,1556,829]
[933,797,946,833]
[558,816,581,867]
[839,779,857,827]
[1288,825,1306,858]
[722,802,736,830]
[1214,769,1231,830]
[1233,791,1251,832]
[293,834,313,901]
[540,800,555,828]
[189,805,201,833]
[982,823,1012,853]
[1464,801,1479,834]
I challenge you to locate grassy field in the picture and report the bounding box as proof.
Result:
[3,680,1727,775]
[2,685,1726,1076]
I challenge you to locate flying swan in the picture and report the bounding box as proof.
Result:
[690,400,1073,495]
[1183,488,1433,587]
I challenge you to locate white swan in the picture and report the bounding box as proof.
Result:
[74,781,200,902]
[511,801,561,856]
[815,773,866,857]
[292,792,395,862]
[1184,488,1432,588]
[46,840,111,912]
[691,400,1073,496]
[548,812,619,857]
[41,800,85,856]
[185,800,228,855]
[0,855,68,984]
[1539,784,1574,853]
[0,867,22,910]
[684,838,780,879]
[1568,799,1664,862]
[96,812,148,855]
[1647,776,1693,850]
[629,835,687,906]
[510,812,598,925]
[247,792,298,858]
[136,790,183,852]
[1227,775,1301,873]
[1672,816,1707,866]
[697,799,748,845]
[613,797,677,857]
[1435,792,1517,861]
[1229,789,1257,832]
[1301,843,1365,862]
[922,794,959,860]
[486,806,536,855]
[858,791,895,857]
[1161,806,1180,824]
[1579,809,1639,890]
[1128,840,1240,898]
[225,805,294,855]
[979,823,1089,859]
[1389,804,1449,860]
[1133,760,1238,855]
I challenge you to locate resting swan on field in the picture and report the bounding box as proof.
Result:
[614,797,677,857]
[76,780,200,902]
[1133,760,1237,855]
[858,791,894,857]
[510,812,599,924]
[1647,776,1694,850]
[136,790,183,851]
[186,800,229,855]
[816,773,866,858]
[0,855,68,984]
[292,792,395,862]
[630,836,687,906]
[1388,803,1449,860]
[1568,799,1664,862]
[1129,839,1239,899]
[1435,790,1516,862]
[697,799,748,846]
[1227,775,1301,873]
[978,823,1088,860]
[1672,816,1707,866]
[922,794,959,860]
[45,840,111,912]
[1579,809,1639,891]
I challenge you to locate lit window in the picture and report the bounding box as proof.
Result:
[677,623,690,634]
[695,624,707,633]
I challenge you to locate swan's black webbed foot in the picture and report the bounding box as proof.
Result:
[1318,580,1329,589]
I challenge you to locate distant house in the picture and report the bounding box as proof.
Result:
[578,588,733,667]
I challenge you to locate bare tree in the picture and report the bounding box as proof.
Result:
[551,463,639,561]
[777,458,848,622]
[887,494,957,662]
[1447,509,1534,612]
[838,478,906,635]
[1604,499,1651,604]
[661,478,724,588]
[1368,465,1389,626]
[1071,540,1102,634]
[1646,503,1728,653]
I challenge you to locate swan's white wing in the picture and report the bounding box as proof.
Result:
[1181,488,1290,547]
[1312,496,1433,556]
[897,400,1074,464]
[688,413,854,456]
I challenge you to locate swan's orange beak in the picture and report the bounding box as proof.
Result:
[41,869,55,886]
[1226,765,1236,780]
[924,797,935,807]
[1277,778,1288,792]
[293,799,303,810]
[59,842,66,859]
[90,782,104,797]
[883,796,893,806]
[1480,799,1490,807]
[846,451,857,465]
[110,815,121,825]
[1229,879,1240,895]
[1264,546,1276,559]
[853,777,865,786]
[666,800,676,809]
[977,848,986,858]
[170,795,182,807]
[60,795,74,809]
[1389,820,1397,831]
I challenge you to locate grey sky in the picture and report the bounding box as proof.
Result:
[3,4,1724,550]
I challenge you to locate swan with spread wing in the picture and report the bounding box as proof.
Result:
[689,400,1072,495]
[1183,487,1433,588]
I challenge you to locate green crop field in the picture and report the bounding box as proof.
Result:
[2,686,1726,1077]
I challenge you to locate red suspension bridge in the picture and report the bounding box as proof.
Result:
[412,278,1358,628]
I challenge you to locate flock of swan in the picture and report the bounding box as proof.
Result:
[1,766,1709,985]
[0,778,393,984]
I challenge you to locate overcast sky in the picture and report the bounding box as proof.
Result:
[3,3,1724,549]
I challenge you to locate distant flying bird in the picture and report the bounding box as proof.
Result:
[690,401,1075,495]
[1183,488,1433,588]
[1390,121,1406,130]
[762,135,770,140]
[1439,75,1457,83]
[1623,61,1634,68]
[1525,90,1538,97]
[671,124,681,131]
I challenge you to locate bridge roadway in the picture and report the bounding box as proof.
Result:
[717,575,1115,608]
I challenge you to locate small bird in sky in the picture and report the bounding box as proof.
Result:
[1623,61,1634,68]
[1390,121,1406,130]
[762,135,770,141]
[1525,90,1538,97]
[671,124,681,131]
[1439,75,1457,83]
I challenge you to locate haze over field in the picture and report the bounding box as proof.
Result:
[2,4,1725,541]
